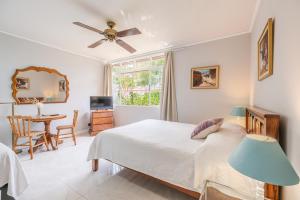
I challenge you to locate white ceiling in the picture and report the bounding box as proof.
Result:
[0,0,258,62]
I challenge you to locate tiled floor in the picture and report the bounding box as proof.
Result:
[15,134,238,200]
[16,134,195,200]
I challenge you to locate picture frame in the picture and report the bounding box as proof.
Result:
[59,80,66,92]
[258,18,274,81]
[191,65,219,89]
[16,77,30,89]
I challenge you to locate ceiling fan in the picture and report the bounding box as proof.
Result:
[73,21,141,53]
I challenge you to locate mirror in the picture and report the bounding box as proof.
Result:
[12,66,69,104]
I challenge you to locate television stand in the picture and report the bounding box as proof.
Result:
[89,109,114,136]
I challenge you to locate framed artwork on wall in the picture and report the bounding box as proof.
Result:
[16,77,30,89]
[191,65,219,89]
[258,18,274,81]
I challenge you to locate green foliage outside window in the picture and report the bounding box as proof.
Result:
[119,90,160,106]
[112,56,164,106]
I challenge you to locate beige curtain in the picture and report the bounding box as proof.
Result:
[160,51,178,121]
[103,64,112,96]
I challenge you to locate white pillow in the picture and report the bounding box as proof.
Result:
[191,118,224,139]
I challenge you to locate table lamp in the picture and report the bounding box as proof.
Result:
[230,106,246,117]
[228,134,299,199]
[230,106,246,127]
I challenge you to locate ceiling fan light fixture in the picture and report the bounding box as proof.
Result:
[107,21,116,29]
[73,20,141,53]
[104,28,117,41]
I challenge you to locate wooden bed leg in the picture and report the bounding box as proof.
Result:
[92,159,99,172]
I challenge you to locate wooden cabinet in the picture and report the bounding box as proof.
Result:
[89,110,114,136]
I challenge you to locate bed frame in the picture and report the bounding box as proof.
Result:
[245,106,280,200]
[92,106,280,200]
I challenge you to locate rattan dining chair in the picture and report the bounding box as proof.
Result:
[55,110,79,148]
[7,115,49,159]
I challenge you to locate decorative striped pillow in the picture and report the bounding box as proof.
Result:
[191,118,224,139]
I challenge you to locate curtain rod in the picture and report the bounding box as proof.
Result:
[111,44,187,64]
[110,41,204,64]
[111,47,170,64]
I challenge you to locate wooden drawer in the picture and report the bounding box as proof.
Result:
[92,112,113,118]
[90,110,114,136]
[93,117,113,124]
[93,124,113,131]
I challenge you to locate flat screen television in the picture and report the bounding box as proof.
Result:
[90,96,113,110]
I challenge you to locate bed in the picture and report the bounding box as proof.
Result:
[87,107,280,200]
[0,142,28,198]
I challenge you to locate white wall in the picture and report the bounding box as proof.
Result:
[114,106,160,126]
[114,34,251,126]
[174,34,251,123]
[249,0,300,199]
[0,33,103,146]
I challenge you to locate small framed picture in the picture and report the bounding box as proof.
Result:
[59,80,66,92]
[191,65,219,89]
[16,77,30,89]
[258,18,274,81]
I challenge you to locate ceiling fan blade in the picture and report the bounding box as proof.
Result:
[88,39,107,48]
[73,22,103,34]
[116,39,136,53]
[117,28,141,37]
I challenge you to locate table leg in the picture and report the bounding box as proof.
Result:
[32,121,56,152]
[44,121,56,150]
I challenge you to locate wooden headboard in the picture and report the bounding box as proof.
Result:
[245,106,280,200]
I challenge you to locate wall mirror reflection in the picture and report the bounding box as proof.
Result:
[12,66,69,104]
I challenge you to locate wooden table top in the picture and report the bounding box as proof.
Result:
[31,114,66,122]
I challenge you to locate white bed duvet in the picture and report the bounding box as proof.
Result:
[0,143,28,198]
[87,119,256,197]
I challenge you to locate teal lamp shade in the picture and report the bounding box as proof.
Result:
[230,106,246,117]
[228,134,299,186]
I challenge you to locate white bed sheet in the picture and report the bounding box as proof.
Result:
[87,119,256,197]
[0,143,28,198]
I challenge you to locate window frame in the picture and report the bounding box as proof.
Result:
[112,54,165,107]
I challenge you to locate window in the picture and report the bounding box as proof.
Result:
[112,54,165,106]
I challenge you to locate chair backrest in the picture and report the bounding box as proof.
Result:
[73,110,79,128]
[7,115,32,137]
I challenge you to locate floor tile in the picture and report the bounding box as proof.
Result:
[17,134,193,200]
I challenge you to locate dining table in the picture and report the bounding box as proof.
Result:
[31,114,66,152]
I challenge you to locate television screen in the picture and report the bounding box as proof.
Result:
[90,96,113,110]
